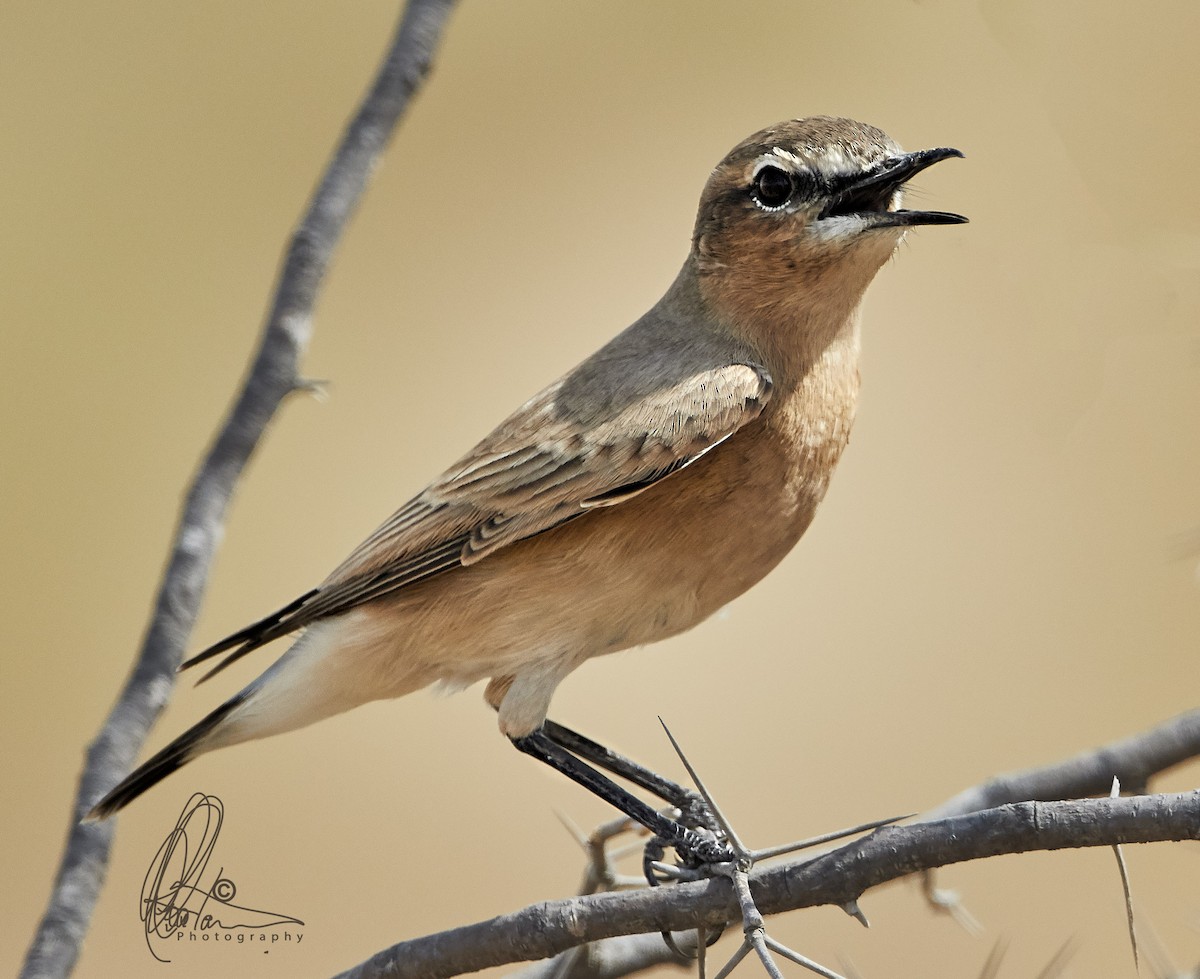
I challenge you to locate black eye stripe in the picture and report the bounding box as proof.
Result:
[791,169,821,197]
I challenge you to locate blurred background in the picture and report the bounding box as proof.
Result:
[5,1,1200,976]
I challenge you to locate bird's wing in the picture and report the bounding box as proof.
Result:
[181,362,772,680]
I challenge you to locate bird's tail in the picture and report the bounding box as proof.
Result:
[83,692,247,822]
[84,613,433,821]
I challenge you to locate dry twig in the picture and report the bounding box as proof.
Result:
[19,3,459,977]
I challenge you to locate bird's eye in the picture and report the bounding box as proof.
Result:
[752,166,794,210]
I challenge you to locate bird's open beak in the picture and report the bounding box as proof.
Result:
[821,147,967,227]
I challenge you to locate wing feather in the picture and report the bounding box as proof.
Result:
[181,362,771,680]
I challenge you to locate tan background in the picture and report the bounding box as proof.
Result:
[5,1,1200,977]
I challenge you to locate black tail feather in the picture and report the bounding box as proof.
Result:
[83,693,247,822]
[179,589,318,681]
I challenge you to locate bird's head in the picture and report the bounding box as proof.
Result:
[691,116,965,330]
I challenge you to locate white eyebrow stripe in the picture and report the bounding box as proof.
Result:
[752,152,800,179]
[768,147,803,167]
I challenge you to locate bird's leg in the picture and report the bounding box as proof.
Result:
[541,719,720,835]
[511,727,734,865]
[540,717,726,948]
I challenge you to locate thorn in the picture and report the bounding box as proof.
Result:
[1111,776,1140,971]
[658,716,748,858]
[553,809,587,849]
[921,870,983,936]
[838,955,866,979]
[749,812,912,862]
[976,937,1008,979]
[841,899,870,928]
[1138,918,1179,978]
[292,376,330,400]
[1034,936,1079,979]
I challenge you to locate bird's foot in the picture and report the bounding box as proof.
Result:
[646,720,906,978]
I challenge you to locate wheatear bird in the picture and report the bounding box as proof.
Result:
[87,117,965,854]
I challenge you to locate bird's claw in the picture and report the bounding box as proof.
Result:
[645,721,854,979]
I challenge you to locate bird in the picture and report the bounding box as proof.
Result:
[86,116,965,852]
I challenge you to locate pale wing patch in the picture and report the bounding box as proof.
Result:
[443,362,772,561]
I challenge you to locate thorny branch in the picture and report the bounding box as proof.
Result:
[20,3,460,977]
[342,793,1200,979]
[340,712,1200,979]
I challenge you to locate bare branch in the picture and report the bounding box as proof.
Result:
[333,791,1200,979]
[925,708,1200,820]
[20,3,459,977]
